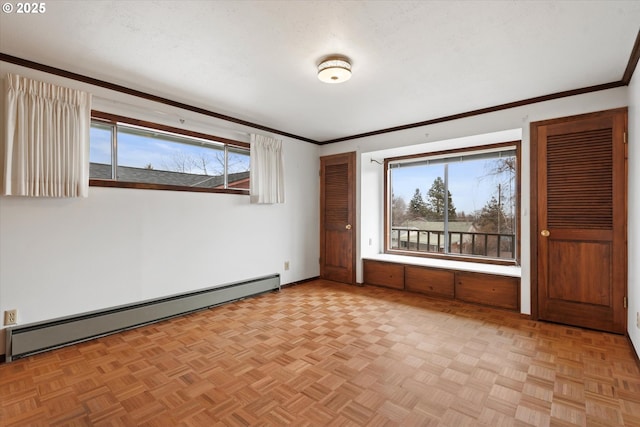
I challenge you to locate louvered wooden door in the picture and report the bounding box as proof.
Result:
[531,108,627,334]
[320,152,356,284]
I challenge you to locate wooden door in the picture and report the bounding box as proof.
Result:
[320,152,356,284]
[531,108,627,334]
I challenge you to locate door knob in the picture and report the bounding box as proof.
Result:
[541,229,550,237]
[345,224,352,230]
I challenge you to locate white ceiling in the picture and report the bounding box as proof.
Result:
[1,1,639,143]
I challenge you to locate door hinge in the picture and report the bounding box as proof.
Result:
[623,296,627,309]
[623,132,627,144]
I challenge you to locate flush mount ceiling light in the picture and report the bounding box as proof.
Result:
[317,56,352,84]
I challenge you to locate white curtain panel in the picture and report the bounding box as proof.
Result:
[250,134,285,204]
[2,73,92,197]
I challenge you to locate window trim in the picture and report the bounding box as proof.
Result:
[384,141,521,266]
[89,111,250,195]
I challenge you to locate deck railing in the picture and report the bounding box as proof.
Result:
[391,227,515,259]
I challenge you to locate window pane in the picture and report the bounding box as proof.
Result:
[448,155,516,259]
[389,148,517,260]
[390,164,444,252]
[89,122,114,179]
[116,126,226,188]
[227,146,250,190]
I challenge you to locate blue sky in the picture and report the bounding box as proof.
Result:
[392,158,515,215]
[90,125,250,175]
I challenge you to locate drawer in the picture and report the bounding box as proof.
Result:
[405,265,454,298]
[363,260,404,289]
[455,271,519,310]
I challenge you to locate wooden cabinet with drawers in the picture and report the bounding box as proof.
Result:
[362,259,520,311]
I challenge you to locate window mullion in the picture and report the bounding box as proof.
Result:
[443,163,449,254]
[111,123,118,180]
[224,145,229,189]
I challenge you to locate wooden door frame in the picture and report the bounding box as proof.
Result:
[529,107,628,322]
[320,151,357,284]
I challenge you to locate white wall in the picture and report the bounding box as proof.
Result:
[628,71,640,356]
[0,62,320,355]
[320,87,630,320]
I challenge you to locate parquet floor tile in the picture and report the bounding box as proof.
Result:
[1,280,639,426]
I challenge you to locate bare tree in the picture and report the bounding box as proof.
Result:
[162,151,195,173]
[481,157,516,232]
[162,152,220,176]
[391,194,408,225]
[161,149,249,176]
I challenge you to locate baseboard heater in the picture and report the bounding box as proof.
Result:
[5,274,280,362]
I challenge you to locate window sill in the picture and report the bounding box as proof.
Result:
[363,253,521,278]
[89,179,249,195]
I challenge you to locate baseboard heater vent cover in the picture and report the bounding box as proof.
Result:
[5,274,280,362]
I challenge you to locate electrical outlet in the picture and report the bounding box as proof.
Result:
[284,261,290,271]
[4,309,17,326]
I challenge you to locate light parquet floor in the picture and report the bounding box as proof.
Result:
[1,280,639,427]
